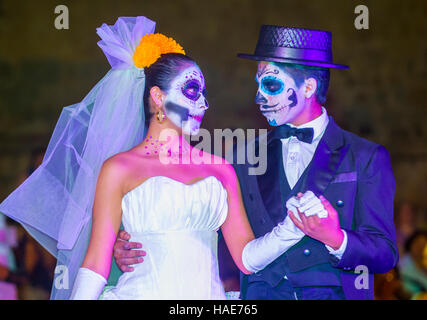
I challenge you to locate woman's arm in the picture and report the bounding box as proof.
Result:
[82,157,124,278]
[219,163,255,275]
[219,161,306,275]
[71,156,124,299]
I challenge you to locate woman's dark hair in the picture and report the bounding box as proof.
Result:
[143,53,196,126]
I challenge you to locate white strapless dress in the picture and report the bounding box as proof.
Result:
[101,176,228,300]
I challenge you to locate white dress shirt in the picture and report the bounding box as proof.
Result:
[280,107,347,259]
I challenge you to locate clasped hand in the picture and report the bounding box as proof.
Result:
[286,191,344,250]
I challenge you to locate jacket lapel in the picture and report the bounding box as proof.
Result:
[299,117,349,196]
[255,117,349,227]
[257,130,291,224]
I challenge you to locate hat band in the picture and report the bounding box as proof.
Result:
[254,46,332,63]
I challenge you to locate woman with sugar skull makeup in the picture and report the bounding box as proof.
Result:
[0,16,312,300]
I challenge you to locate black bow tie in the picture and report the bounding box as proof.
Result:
[272,124,314,144]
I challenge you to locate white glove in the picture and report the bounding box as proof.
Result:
[70,267,107,300]
[286,191,328,220]
[242,191,329,274]
[286,196,303,222]
[242,215,305,274]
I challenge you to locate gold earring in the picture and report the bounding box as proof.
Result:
[305,86,311,97]
[156,110,166,124]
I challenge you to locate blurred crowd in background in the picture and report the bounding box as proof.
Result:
[0,147,426,300]
[0,147,55,299]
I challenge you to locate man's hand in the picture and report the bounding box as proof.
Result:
[286,191,328,223]
[113,230,146,272]
[288,195,344,250]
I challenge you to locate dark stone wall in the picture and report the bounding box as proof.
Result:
[0,0,426,222]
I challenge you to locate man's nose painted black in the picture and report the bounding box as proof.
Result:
[255,91,268,105]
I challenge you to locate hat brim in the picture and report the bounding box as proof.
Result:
[237,53,349,69]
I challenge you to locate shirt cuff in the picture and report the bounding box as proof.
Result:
[325,229,348,260]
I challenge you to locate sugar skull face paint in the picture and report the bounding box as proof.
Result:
[255,62,306,126]
[164,65,208,135]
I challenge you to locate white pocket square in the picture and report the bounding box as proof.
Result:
[332,171,357,183]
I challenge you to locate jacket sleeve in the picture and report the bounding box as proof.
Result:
[331,145,398,273]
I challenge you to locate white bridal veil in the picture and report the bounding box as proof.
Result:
[0,16,155,299]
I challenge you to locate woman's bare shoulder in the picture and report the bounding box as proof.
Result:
[99,151,143,188]
[196,150,237,187]
[105,146,150,166]
[103,151,134,172]
[194,148,229,166]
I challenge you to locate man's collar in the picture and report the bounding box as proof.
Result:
[288,107,329,142]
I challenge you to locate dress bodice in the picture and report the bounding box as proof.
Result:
[121,176,228,233]
[101,175,229,300]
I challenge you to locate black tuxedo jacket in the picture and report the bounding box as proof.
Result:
[232,117,398,300]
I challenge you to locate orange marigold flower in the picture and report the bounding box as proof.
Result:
[133,33,186,69]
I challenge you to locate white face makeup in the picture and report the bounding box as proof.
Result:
[163,65,208,135]
[255,62,306,126]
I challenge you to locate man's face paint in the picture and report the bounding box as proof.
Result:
[164,65,208,135]
[255,62,306,126]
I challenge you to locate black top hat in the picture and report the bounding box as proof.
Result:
[238,25,349,69]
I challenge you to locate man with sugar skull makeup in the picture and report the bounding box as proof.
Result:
[113,25,398,300]
[232,25,398,300]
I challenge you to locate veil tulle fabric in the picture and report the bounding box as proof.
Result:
[0,16,155,299]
